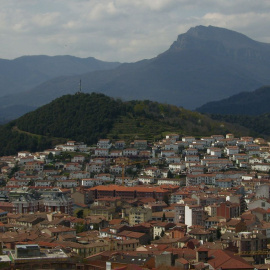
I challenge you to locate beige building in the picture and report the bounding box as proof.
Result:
[129,207,152,226]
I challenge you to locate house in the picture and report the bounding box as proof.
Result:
[97,139,112,149]
[225,146,239,156]
[201,137,215,146]
[169,163,186,173]
[248,199,270,210]
[156,178,183,186]
[110,150,123,157]
[42,226,76,239]
[161,150,175,157]
[122,148,138,157]
[165,155,181,164]
[115,140,126,149]
[184,148,198,156]
[164,143,179,151]
[94,148,109,157]
[87,162,105,173]
[64,162,82,171]
[144,167,161,177]
[56,179,78,188]
[71,155,85,163]
[251,163,270,172]
[81,178,104,187]
[189,141,205,150]
[134,140,147,150]
[35,179,54,187]
[153,222,175,238]
[186,174,216,186]
[166,134,180,140]
[216,178,234,188]
[138,176,155,184]
[189,228,213,242]
[182,137,195,143]
[207,147,222,157]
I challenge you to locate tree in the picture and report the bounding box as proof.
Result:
[160,230,165,237]
[8,164,19,179]
[93,223,100,231]
[162,213,167,222]
[75,223,86,233]
[216,227,222,239]
[76,209,84,219]
[167,170,174,178]
[48,152,54,161]
[163,194,169,206]
[208,235,214,242]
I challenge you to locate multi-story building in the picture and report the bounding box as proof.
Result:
[129,207,152,226]
[88,185,168,202]
[42,192,73,215]
[216,201,240,220]
[185,205,205,227]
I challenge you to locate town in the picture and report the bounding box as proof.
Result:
[0,133,270,269]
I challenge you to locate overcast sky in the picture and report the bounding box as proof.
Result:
[1,0,270,62]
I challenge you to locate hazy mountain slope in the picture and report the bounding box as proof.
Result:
[0,55,120,96]
[197,86,270,115]
[2,25,270,120]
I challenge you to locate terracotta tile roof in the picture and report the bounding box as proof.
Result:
[207,249,254,269]
[88,184,166,193]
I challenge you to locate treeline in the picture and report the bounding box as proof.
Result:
[210,114,270,138]
[0,123,52,156]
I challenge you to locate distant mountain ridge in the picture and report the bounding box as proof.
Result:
[0,55,120,97]
[2,25,270,120]
[196,86,270,115]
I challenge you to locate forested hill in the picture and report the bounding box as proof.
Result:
[210,114,270,138]
[0,92,256,156]
[197,86,270,115]
[16,92,125,140]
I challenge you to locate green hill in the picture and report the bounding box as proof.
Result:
[0,92,257,156]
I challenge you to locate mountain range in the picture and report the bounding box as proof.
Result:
[2,25,270,121]
[197,86,270,115]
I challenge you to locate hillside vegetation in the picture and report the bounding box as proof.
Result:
[210,113,270,137]
[0,92,256,156]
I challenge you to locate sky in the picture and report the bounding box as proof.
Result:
[1,0,270,62]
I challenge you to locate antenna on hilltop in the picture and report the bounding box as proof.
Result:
[76,79,82,94]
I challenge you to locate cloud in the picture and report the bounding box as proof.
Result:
[0,0,270,61]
